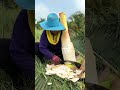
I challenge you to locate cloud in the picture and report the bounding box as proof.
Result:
[75,0,85,14]
[35,3,50,21]
[35,0,85,20]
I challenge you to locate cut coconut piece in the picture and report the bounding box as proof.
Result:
[47,82,52,85]
[70,77,80,82]
[45,64,81,82]
[75,70,82,75]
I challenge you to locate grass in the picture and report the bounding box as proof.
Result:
[0,68,16,90]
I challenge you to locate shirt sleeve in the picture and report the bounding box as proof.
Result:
[39,31,54,59]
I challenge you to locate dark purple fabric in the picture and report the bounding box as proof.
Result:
[9,10,34,78]
[39,30,63,60]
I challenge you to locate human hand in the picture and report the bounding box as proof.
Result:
[80,60,85,71]
[52,55,61,65]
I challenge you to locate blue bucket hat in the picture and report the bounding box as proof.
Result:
[15,0,35,10]
[40,13,65,31]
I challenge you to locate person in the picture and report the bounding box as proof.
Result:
[38,13,66,65]
[9,0,35,85]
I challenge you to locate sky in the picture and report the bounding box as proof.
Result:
[35,0,85,21]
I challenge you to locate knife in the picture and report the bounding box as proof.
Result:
[61,60,81,68]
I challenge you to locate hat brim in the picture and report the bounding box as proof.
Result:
[15,0,35,10]
[40,21,66,31]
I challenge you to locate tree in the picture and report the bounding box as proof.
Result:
[35,18,45,30]
[67,11,85,54]
[68,11,85,32]
[68,11,85,40]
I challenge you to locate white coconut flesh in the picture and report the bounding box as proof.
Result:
[45,64,83,82]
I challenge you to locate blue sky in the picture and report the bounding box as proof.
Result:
[35,0,85,21]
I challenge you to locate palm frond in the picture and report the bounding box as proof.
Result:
[0,69,16,90]
[86,0,120,72]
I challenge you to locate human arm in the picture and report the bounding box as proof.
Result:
[39,31,61,64]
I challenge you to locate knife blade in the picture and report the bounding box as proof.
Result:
[61,60,81,68]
